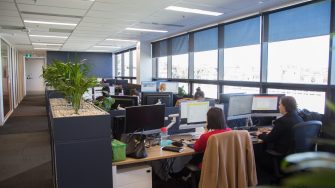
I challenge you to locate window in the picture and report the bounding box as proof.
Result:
[224,45,260,81]
[223,17,261,81]
[124,52,130,76]
[132,50,137,77]
[267,36,329,84]
[267,1,330,84]
[116,54,122,77]
[268,89,325,114]
[157,57,167,78]
[194,28,218,80]
[193,83,217,99]
[223,86,260,94]
[172,54,188,79]
[194,50,218,80]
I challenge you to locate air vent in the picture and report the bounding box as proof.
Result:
[0,25,29,32]
[140,22,185,28]
[49,28,73,33]
[21,11,82,19]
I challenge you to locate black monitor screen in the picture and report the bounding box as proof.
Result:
[141,92,173,107]
[227,94,253,119]
[252,94,285,113]
[110,95,138,110]
[125,104,165,133]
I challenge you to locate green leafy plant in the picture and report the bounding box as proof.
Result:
[178,86,187,97]
[94,97,115,112]
[42,57,98,114]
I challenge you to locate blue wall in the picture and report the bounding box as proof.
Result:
[47,51,113,78]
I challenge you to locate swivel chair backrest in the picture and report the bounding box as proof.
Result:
[292,120,322,153]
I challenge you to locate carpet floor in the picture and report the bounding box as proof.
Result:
[0,94,52,188]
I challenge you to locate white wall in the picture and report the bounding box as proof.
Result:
[25,58,45,95]
[137,41,152,84]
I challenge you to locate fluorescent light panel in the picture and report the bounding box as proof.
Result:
[165,6,223,16]
[29,34,68,39]
[24,20,77,26]
[126,27,168,33]
[93,45,121,48]
[106,39,137,42]
[32,43,63,46]
[34,48,60,50]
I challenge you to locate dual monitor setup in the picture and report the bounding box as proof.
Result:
[223,94,284,127]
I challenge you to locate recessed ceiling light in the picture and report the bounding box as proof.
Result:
[93,45,121,48]
[106,39,137,42]
[34,48,60,50]
[32,43,63,46]
[29,35,68,39]
[126,28,168,33]
[165,6,223,16]
[24,20,77,26]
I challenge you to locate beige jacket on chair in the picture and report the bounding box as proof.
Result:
[199,130,257,188]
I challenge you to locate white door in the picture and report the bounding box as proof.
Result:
[25,58,45,95]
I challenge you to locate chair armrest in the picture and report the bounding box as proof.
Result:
[186,163,201,172]
[266,149,284,157]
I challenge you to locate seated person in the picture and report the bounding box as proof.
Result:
[193,107,232,167]
[175,87,205,106]
[257,96,303,155]
[96,85,110,101]
[169,107,232,180]
[194,87,204,100]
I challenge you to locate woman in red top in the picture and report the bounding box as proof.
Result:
[192,107,232,168]
[194,107,232,152]
[170,107,231,180]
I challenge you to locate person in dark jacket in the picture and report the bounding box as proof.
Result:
[258,96,303,154]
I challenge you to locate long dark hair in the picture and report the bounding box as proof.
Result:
[207,107,227,130]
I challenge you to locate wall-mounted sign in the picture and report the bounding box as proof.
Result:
[25,53,32,58]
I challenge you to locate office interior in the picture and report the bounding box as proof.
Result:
[1,0,335,187]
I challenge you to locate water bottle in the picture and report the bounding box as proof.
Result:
[160,127,171,148]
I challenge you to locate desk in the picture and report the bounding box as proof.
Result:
[113,145,196,166]
[112,145,196,188]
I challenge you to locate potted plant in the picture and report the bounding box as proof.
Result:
[42,57,98,113]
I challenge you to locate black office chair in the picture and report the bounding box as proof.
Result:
[267,120,322,182]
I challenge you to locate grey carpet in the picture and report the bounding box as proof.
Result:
[0,94,53,188]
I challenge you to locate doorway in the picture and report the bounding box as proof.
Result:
[25,58,46,95]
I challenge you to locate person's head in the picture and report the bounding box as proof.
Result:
[194,87,205,100]
[206,107,227,130]
[279,96,298,114]
[159,83,166,92]
[130,89,139,96]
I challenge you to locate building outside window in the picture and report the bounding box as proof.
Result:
[157,57,168,78]
[132,50,137,77]
[124,52,130,76]
[172,54,188,79]
[223,86,260,94]
[194,50,218,80]
[116,54,122,77]
[268,88,325,114]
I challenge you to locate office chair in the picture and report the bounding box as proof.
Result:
[187,130,258,188]
[267,120,322,182]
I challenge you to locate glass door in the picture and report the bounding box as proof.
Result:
[1,39,12,119]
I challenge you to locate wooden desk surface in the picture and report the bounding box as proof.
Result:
[113,146,196,166]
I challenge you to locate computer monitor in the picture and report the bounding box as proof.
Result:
[226,94,253,120]
[125,104,165,134]
[141,92,173,107]
[179,100,210,129]
[83,88,93,100]
[252,94,285,114]
[93,87,103,98]
[141,81,157,92]
[105,79,116,86]
[115,79,128,88]
[219,93,245,104]
[159,82,178,94]
[110,95,138,110]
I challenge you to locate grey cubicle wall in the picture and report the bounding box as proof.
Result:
[48,104,113,188]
